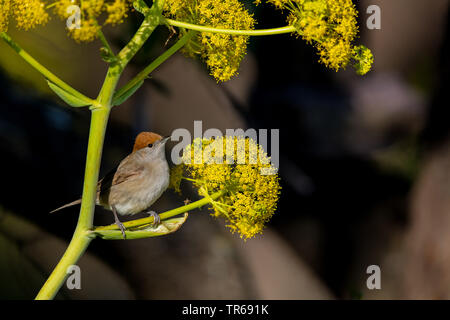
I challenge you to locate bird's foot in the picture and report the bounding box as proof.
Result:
[116,221,127,239]
[112,207,127,239]
[146,210,160,227]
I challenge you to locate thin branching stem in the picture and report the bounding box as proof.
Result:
[165,18,296,36]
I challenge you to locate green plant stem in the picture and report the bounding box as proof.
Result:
[0,32,94,104]
[117,1,165,67]
[94,190,225,232]
[114,30,195,103]
[35,91,112,301]
[164,19,296,36]
[35,0,166,300]
[35,106,109,299]
[34,229,93,299]
[97,27,115,58]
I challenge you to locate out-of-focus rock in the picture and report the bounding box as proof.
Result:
[360,0,448,73]
[0,211,135,299]
[234,229,334,299]
[403,142,450,299]
[347,72,426,152]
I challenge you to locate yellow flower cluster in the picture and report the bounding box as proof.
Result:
[0,0,132,42]
[352,45,373,76]
[0,0,11,32]
[164,0,255,82]
[16,0,49,30]
[105,0,129,26]
[261,0,373,75]
[55,0,132,42]
[0,0,49,32]
[169,163,184,194]
[170,136,281,239]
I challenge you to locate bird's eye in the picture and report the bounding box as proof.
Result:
[147,143,153,148]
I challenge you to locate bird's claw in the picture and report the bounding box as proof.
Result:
[116,221,127,239]
[112,207,127,239]
[147,210,160,227]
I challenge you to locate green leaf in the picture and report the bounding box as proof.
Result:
[94,213,188,240]
[47,80,91,107]
[112,80,144,106]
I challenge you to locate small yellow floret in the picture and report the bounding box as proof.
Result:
[0,0,11,32]
[105,0,129,26]
[69,17,100,43]
[352,45,374,75]
[12,0,49,31]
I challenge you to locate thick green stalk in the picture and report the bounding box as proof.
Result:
[35,107,110,299]
[34,229,93,299]
[164,19,296,36]
[117,1,165,66]
[35,0,166,300]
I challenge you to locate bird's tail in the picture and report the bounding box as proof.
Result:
[50,199,82,213]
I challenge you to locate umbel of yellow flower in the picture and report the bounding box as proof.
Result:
[261,0,374,75]
[170,136,281,239]
[7,0,49,31]
[164,0,255,82]
[0,0,132,42]
[56,0,132,42]
[0,0,11,33]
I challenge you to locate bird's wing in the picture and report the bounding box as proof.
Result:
[97,154,143,197]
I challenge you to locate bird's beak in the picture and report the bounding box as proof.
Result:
[155,136,170,148]
[160,136,170,144]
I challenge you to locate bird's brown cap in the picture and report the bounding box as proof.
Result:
[132,132,163,152]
